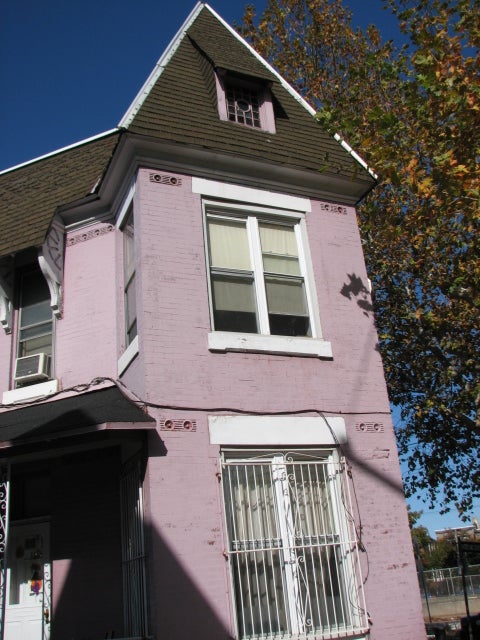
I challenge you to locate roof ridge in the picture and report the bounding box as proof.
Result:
[204,4,376,179]
[118,2,375,179]
[119,2,316,131]
[203,4,316,117]
[0,128,120,176]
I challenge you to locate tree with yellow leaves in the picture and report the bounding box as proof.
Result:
[240,0,480,513]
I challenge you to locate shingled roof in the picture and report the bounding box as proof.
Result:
[0,3,375,260]
[0,132,120,257]
[123,5,374,187]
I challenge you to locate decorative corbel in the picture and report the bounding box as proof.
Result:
[38,216,64,318]
[0,260,13,334]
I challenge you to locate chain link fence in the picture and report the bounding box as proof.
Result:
[420,565,480,599]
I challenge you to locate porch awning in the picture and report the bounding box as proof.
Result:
[0,385,156,449]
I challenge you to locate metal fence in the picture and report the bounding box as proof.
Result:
[420,565,480,599]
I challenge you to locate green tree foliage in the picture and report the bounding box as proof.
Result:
[240,0,480,512]
[409,508,458,570]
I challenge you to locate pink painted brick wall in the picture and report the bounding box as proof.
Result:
[56,224,118,388]
[0,165,425,639]
[133,168,425,639]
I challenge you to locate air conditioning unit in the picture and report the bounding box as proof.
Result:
[14,353,51,385]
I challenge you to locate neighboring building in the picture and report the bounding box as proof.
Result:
[0,4,426,639]
[436,519,480,541]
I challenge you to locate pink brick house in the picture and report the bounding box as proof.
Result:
[0,3,426,639]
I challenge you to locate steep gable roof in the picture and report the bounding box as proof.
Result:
[0,132,120,257]
[121,3,375,189]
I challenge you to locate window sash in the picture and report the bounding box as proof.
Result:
[222,451,367,639]
[206,213,311,337]
[226,85,261,128]
[18,271,53,358]
[123,207,137,346]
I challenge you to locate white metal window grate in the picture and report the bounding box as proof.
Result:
[0,464,9,640]
[221,450,368,639]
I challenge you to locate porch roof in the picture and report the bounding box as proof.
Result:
[0,385,156,449]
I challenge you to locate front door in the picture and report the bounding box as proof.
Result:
[4,522,50,640]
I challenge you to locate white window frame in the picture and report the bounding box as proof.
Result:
[16,269,54,364]
[220,448,368,640]
[116,182,139,375]
[202,198,332,358]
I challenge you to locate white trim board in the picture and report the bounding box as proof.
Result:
[208,415,346,445]
[2,379,59,405]
[192,177,311,212]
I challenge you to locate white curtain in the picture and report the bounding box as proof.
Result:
[259,223,300,276]
[208,219,251,270]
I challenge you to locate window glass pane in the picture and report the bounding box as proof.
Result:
[262,254,300,275]
[19,323,52,342]
[226,85,261,128]
[19,334,52,358]
[124,208,135,280]
[264,276,310,336]
[21,299,52,327]
[20,272,51,327]
[125,277,137,330]
[124,207,137,347]
[259,222,300,269]
[127,320,137,345]
[18,271,53,361]
[208,219,251,271]
[211,276,257,333]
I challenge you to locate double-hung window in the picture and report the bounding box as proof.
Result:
[18,270,53,360]
[221,450,367,639]
[117,182,139,376]
[123,205,137,347]
[196,180,332,358]
[206,206,311,338]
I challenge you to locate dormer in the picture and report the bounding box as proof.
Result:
[215,68,276,133]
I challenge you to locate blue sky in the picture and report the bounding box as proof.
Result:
[1,0,402,171]
[1,1,475,535]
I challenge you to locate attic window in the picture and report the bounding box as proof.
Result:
[226,85,261,128]
[216,69,276,134]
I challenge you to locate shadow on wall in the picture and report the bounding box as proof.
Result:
[146,524,231,639]
[340,272,381,360]
[50,443,230,640]
[39,429,407,639]
[340,273,375,318]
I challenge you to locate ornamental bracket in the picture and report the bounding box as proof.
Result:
[38,216,65,318]
[0,260,13,334]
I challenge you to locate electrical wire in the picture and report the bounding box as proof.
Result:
[1,375,393,417]
[1,374,375,625]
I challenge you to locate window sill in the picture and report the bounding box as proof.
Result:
[2,379,59,405]
[208,332,333,358]
[118,335,139,376]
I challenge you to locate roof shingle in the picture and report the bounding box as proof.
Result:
[0,133,120,257]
